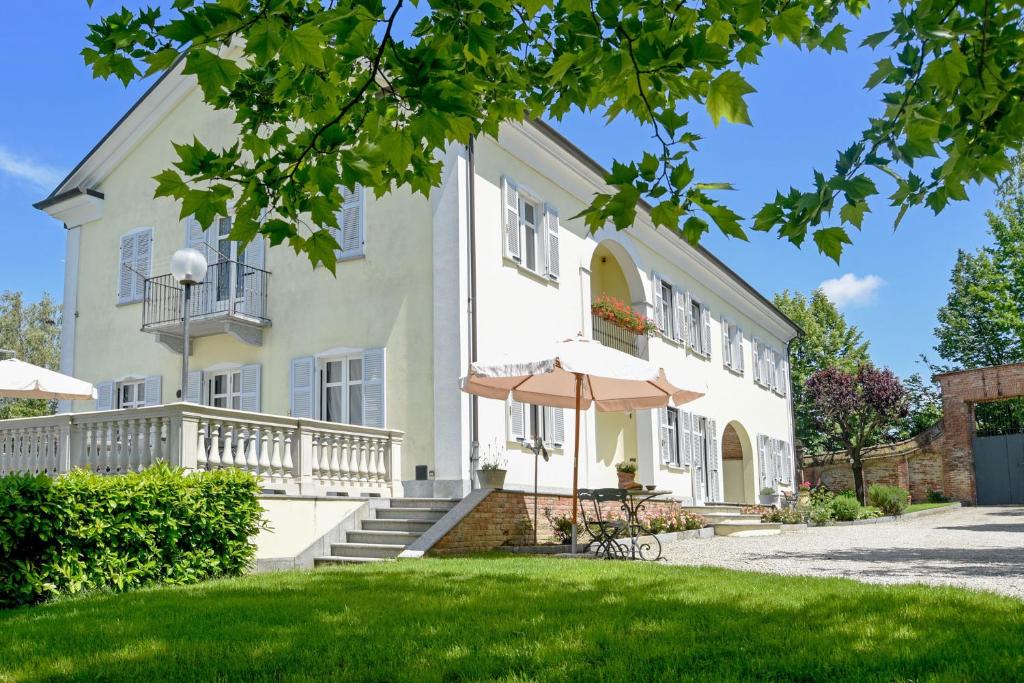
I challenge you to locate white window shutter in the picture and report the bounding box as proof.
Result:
[701,305,712,357]
[95,381,114,410]
[543,204,560,280]
[708,418,719,501]
[680,411,692,467]
[185,370,203,404]
[652,275,665,332]
[735,327,745,375]
[692,416,705,495]
[757,435,767,487]
[336,184,364,258]
[674,289,687,342]
[361,347,386,428]
[117,233,136,304]
[752,338,761,384]
[502,176,521,261]
[779,441,792,484]
[185,215,211,258]
[290,356,315,418]
[143,375,162,406]
[239,364,261,412]
[508,399,525,441]
[243,234,265,271]
[658,406,670,463]
[551,407,564,446]
[134,229,152,302]
[542,406,553,444]
[721,316,731,368]
[684,291,693,349]
[778,357,789,397]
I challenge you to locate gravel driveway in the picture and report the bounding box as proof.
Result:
[661,506,1024,599]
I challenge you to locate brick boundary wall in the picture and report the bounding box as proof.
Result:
[429,490,688,555]
[801,362,1024,504]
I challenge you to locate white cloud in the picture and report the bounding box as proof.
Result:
[819,273,885,308]
[0,146,62,190]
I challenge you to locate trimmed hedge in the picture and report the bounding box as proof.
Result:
[868,484,911,516]
[0,463,263,608]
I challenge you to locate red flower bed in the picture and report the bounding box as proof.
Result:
[591,294,657,336]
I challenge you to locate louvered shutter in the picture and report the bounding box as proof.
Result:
[290,356,315,418]
[658,406,671,463]
[117,233,136,304]
[508,399,525,441]
[239,364,261,412]
[134,229,152,302]
[779,441,792,485]
[674,289,687,342]
[778,357,789,397]
[186,215,213,258]
[502,176,521,261]
[692,416,705,499]
[684,291,693,350]
[239,235,265,316]
[735,327,745,375]
[185,370,203,404]
[752,338,761,384]
[721,316,731,368]
[680,411,692,467]
[652,274,666,332]
[334,184,364,259]
[708,418,719,501]
[143,375,162,406]
[96,381,114,410]
[757,435,768,487]
[543,204,560,280]
[362,347,386,428]
[701,305,712,357]
[549,407,564,446]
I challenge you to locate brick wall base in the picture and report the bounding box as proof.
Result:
[429,490,686,555]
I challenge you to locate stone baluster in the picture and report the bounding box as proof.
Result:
[269,429,283,480]
[282,430,294,481]
[366,436,379,484]
[358,437,369,484]
[310,432,323,482]
[208,424,222,468]
[374,438,386,486]
[258,429,272,476]
[244,427,259,474]
[150,417,163,462]
[329,434,342,483]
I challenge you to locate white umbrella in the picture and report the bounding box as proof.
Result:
[461,335,703,548]
[0,358,97,400]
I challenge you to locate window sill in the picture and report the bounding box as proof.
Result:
[724,366,745,378]
[662,463,691,472]
[336,250,365,263]
[503,257,558,286]
[115,299,143,307]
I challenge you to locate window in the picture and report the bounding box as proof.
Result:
[320,355,363,425]
[117,228,152,304]
[508,400,564,447]
[208,370,242,409]
[688,298,711,357]
[753,339,788,395]
[722,318,744,374]
[660,281,674,334]
[666,408,680,466]
[117,380,146,409]
[501,177,560,280]
[331,184,364,260]
[521,198,540,273]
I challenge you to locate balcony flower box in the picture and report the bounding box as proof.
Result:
[591,295,657,336]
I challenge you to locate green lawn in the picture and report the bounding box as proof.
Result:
[906,502,958,513]
[1,557,1021,682]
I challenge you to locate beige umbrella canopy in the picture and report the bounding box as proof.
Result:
[0,358,97,400]
[461,335,703,545]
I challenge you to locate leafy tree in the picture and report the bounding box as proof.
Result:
[804,364,907,504]
[892,371,943,440]
[773,289,869,453]
[82,1,1024,268]
[934,156,1024,370]
[0,292,62,419]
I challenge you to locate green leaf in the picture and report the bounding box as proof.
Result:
[183,49,241,96]
[698,200,747,240]
[247,17,287,65]
[753,202,784,232]
[924,47,968,95]
[864,58,896,89]
[682,216,709,243]
[770,7,810,44]
[812,227,852,264]
[280,23,326,69]
[706,71,755,127]
[819,25,849,53]
[839,201,868,229]
[706,20,736,47]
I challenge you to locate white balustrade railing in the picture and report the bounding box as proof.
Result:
[0,403,403,497]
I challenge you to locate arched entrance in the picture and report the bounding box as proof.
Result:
[721,421,755,504]
[590,240,646,478]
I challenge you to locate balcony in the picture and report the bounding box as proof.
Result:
[0,403,403,497]
[143,260,270,350]
[591,314,649,359]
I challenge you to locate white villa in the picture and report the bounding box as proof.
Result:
[6,59,799,564]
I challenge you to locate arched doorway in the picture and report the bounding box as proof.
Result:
[722,421,755,503]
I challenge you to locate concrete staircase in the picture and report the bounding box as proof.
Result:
[314,498,459,566]
[683,503,782,537]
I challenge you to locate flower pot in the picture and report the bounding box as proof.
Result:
[617,471,637,489]
[798,491,811,507]
[759,494,779,506]
[477,468,507,489]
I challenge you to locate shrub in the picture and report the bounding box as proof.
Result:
[642,510,707,533]
[868,484,911,516]
[544,508,574,544]
[831,495,861,522]
[763,507,804,525]
[0,464,263,608]
[809,485,835,507]
[808,504,835,525]
[927,489,949,503]
[858,507,883,519]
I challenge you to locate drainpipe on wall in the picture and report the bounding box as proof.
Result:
[467,136,480,490]
[786,339,798,485]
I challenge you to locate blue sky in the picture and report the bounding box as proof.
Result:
[0,2,997,379]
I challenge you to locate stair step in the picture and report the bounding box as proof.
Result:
[389,498,460,511]
[331,542,407,558]
[701,512,763,523]
[376,507,446,521]
[362,518,434,533]
[713,522,782,537]
[682,505,748,515]
[346,530,421,546]
[315,556,392,566]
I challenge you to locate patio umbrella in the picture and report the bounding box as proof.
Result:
[0,358,97,400]
[461,335,703,549]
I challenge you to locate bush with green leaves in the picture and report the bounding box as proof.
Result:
[0,463,263,608]
[927,489,949,504]
[831,495,861,522]
[868,485,911,516]
[763,507,805,525]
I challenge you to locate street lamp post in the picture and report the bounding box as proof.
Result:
[170,248,208,401]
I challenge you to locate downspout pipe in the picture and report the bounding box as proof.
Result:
[467,136,479,490]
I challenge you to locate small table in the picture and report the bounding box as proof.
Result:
[621,489,672,561]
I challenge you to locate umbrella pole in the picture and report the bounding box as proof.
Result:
[571,373,582,555]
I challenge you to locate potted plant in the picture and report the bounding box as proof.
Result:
[591,295,658,336]
[477,448,507,489]
[616,461,639,489]
[798,481,812,507]
[759,486,778,506]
